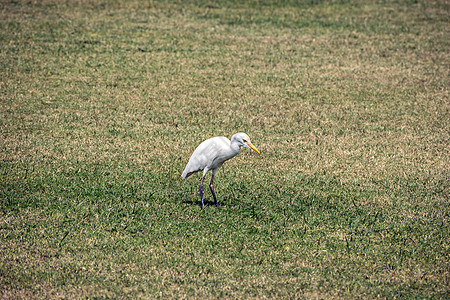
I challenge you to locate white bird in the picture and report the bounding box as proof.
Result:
[182,132,260,208]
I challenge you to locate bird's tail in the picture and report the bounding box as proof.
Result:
[181,167,196,179]
[181,168,190,179]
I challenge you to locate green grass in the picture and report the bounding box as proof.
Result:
[1,0,449,298]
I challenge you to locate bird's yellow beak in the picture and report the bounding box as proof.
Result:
[245,141,260,154]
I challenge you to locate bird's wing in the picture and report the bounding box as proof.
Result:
[181,137,230,178]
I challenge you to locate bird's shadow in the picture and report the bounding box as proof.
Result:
[182,199,223,208]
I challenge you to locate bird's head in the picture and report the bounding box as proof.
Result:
[232,132,260,154]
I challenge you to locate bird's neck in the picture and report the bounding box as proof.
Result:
[229,140,241,157]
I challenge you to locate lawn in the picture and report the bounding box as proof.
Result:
[0,0,449,298]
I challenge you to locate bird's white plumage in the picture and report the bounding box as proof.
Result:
[181,132,260,208]
[182,136,237,178]
[181,132,257,178]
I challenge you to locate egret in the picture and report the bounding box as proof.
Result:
[182,132,260,208]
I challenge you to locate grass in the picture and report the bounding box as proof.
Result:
[0,0,449,298]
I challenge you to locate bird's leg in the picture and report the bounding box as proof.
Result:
[199,176,205,209]
[209,169,218,207]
